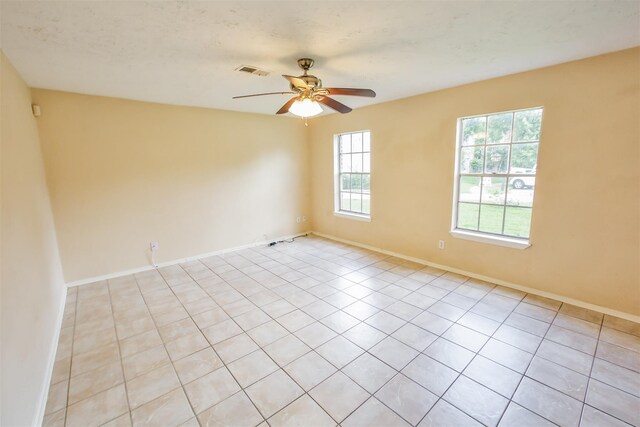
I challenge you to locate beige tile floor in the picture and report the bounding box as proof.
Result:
[43,236,640,427]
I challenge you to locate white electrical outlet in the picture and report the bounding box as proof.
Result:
[150,241,159,251]
[302,216,307,222]
[438,240,445,249]
[296,217,301,223]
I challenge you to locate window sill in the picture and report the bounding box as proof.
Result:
[334,211,371,222]
[450,229,531,249]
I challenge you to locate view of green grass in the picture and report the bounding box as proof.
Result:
[340,192,531,236]
[479,204,504,234]
[458,202,531,238]
[459,177,477,194]
[341,194,371,215]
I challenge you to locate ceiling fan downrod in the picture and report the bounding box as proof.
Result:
[297,58,314,75]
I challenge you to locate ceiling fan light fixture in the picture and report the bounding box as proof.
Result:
[288,98,322,118]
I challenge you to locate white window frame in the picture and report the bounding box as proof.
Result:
[333,130,372,221]
[450,107,544,249]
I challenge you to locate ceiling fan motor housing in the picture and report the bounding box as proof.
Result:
[291,75,321,91]
[292,58,322,91]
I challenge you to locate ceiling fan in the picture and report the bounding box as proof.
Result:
[233,58,376,118]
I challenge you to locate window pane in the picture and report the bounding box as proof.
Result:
[363,153,371,173]
[485,145,510,174]
[514,109,542,142]
[340,174,350,191]
[352,133,363,152]
[457,203,479,231]
[487,113,513,144]
[340,134,351,153]
[481,177,506,205]
[479,204,505,234]
[459,176,481,203]
[340,192,351,211]
[337,131,371,217]
[362,174,370,194]
[362,194,371,215]
[507,177,535,207]
[460,147,484,173]
[462,117,486,146]
[340,154,351,172]
[351,153,363,172]
[455,108,541,239]
[351,193,362,213]
[350,174,362,192]
[510,143,538,173]
[504,207,532,238]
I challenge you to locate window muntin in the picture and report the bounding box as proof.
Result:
[454,108,542,240]
[336,130,371,216]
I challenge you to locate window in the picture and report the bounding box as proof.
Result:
[452,107,543,246]
[334,130,371,218]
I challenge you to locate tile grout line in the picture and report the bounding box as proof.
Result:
[63,288,79,426]
[335,280,484,426]
[175,250,336,424]
[265,252,521,426]
[227,239,635,427]
[221,238,640,426]
[411,276,521,427]
[116,265,476,427]
[130,273,195,420]
[574,314,639,426]
[196,257,335,422]
[577,310,604,426]
[266,243,464,425]
[76,244,564,424]
[292,247,446,425]
[52,236,639,427]
[184,243,434,425]
[493,301,563,427]
[135,267,259,425]
[178,254,635,427]
[182,247,409,425]
[105,278,136,426]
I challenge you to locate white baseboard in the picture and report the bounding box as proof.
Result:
[66,232,311,288]
[64,228,638,323]
[33,288,67,426]
[312,231,640,324]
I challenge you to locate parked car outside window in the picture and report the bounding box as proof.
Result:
[510,164,536,189]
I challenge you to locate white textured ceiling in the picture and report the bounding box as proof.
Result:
[1,1,639,116]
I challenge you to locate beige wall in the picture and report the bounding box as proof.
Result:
[309,48,640,316]
[1,52,66,426]
[32,90,310,282]
[23,48,639,318]
[4,41,636,426]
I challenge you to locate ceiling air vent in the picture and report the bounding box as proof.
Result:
[235,65,269,76]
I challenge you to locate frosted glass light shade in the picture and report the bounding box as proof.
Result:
[289,98,322,117]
